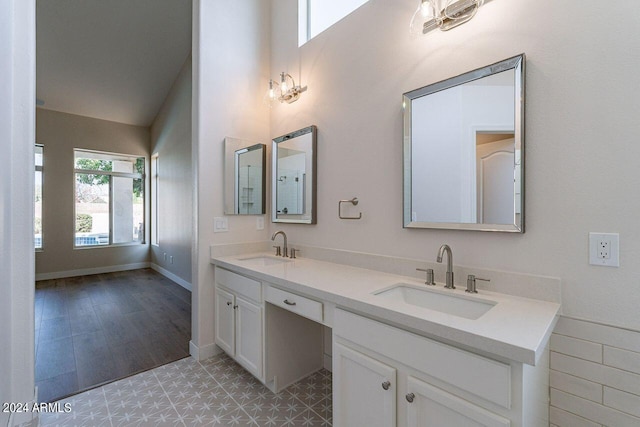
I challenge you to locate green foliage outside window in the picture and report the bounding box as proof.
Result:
[76,214,93,233]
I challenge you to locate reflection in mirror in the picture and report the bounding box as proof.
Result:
[272,126,317,224]
[223,138,266,215]
[403,54,525,232]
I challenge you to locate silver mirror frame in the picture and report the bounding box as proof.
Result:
[272,125,317,224]
[223,138,266,215]
[403,54,525,233]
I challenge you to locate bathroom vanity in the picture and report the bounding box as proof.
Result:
[210,252,559,427]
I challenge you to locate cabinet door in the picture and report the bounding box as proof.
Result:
[215,287,235,356]
[333,342,396,427]
[405,376,510,427]
[235,296,263,379]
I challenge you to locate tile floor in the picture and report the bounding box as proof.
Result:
[35,353,332,427]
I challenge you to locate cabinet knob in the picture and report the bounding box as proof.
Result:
[233,305,238,309]
[405,393,415,403]
[381,381,391,391]
[226,301,232,306]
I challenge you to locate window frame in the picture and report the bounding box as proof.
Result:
[35,144,44,251]
[73,149,146,249]
[298,0,370,46]
[151,154,159,246]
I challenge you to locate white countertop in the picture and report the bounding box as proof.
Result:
[211,252,560,366]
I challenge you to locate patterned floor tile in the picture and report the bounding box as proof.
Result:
[242,389,308,426]
[42,354,333,427]
[285,409,331,427]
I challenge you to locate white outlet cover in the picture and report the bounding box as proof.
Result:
[589,232,619,267]
[256,217,264,230]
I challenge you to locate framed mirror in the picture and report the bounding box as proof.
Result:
[272,125,317,224]
[223,138,266,215]
[403,54,525,232]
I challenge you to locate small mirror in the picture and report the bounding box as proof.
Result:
[272,126,317,224]
[224,138,266,215]
[403,54,525,232]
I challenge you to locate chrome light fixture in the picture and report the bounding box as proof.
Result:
[265,72,307,106]
[410,0,484,37]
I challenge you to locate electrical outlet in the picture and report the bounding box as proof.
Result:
[170,255,174,264]
[257,217,264,230]
[589,232,619,267]
[163,253,167,261]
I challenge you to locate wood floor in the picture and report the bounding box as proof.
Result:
[35,269,191,403]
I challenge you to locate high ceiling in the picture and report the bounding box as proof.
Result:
[36,0,192,127]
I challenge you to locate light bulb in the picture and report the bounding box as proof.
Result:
[409,0,437,37]
[280,73,288,94]
[268,80,276,99]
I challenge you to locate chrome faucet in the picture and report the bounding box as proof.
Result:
[437,244,455,289]
[271,231,288,258]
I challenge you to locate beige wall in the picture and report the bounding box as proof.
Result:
[151,55,193,285]
[191,0,271,358]
[269,0,640,331]
[35,109,150,277]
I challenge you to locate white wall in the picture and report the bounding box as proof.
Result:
[0,0,35,422]
[35,109,150,277]
[191,0,271,358]
[151,55,193,284]
[270,0,640,331]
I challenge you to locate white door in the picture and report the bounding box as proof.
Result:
[235,296,263,379]
[333,342,396,427]
[405,376,510,427]
[215,287,235,356]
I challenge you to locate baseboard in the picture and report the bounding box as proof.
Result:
[150,263,192,291]
[323,353,332,372]
[189,341,221,361]
[35,262,150,281]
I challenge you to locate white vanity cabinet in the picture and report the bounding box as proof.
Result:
[333,309,548,427]
[333,341,397,427]
[214,267,263,379]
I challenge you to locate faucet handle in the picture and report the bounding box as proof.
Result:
[466,274,490,294]
[273,245,282,256]
[416,268,436,286]
[290,248,300,259]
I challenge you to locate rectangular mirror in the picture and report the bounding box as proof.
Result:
[403,54,525,232]
[224,138,266,215]
[272,125,317,224]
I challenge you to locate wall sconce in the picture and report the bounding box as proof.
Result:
[265,72,307,106]
[410,0,484,36]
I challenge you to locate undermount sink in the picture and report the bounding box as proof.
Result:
[237,256,292,266]
[374,284,496,320]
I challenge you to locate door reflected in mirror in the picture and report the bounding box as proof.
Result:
[272,126,317,224]
[223,138,266,215]
[403,55,525,232]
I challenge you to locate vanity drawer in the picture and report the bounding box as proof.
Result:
[215,267,261,303]
[334,309,512,409]
[265,285,323,323]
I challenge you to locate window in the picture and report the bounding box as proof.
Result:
[151,154,158,246]
[74,150,145,247]
[35,144,43,250]
[298,0,370,45]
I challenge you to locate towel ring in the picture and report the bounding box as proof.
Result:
[338,197,362,220]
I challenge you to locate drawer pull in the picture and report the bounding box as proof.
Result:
[233,305,238,309]
[406,393,415,403]
[381,381,391,391]
[284,299,297,306]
